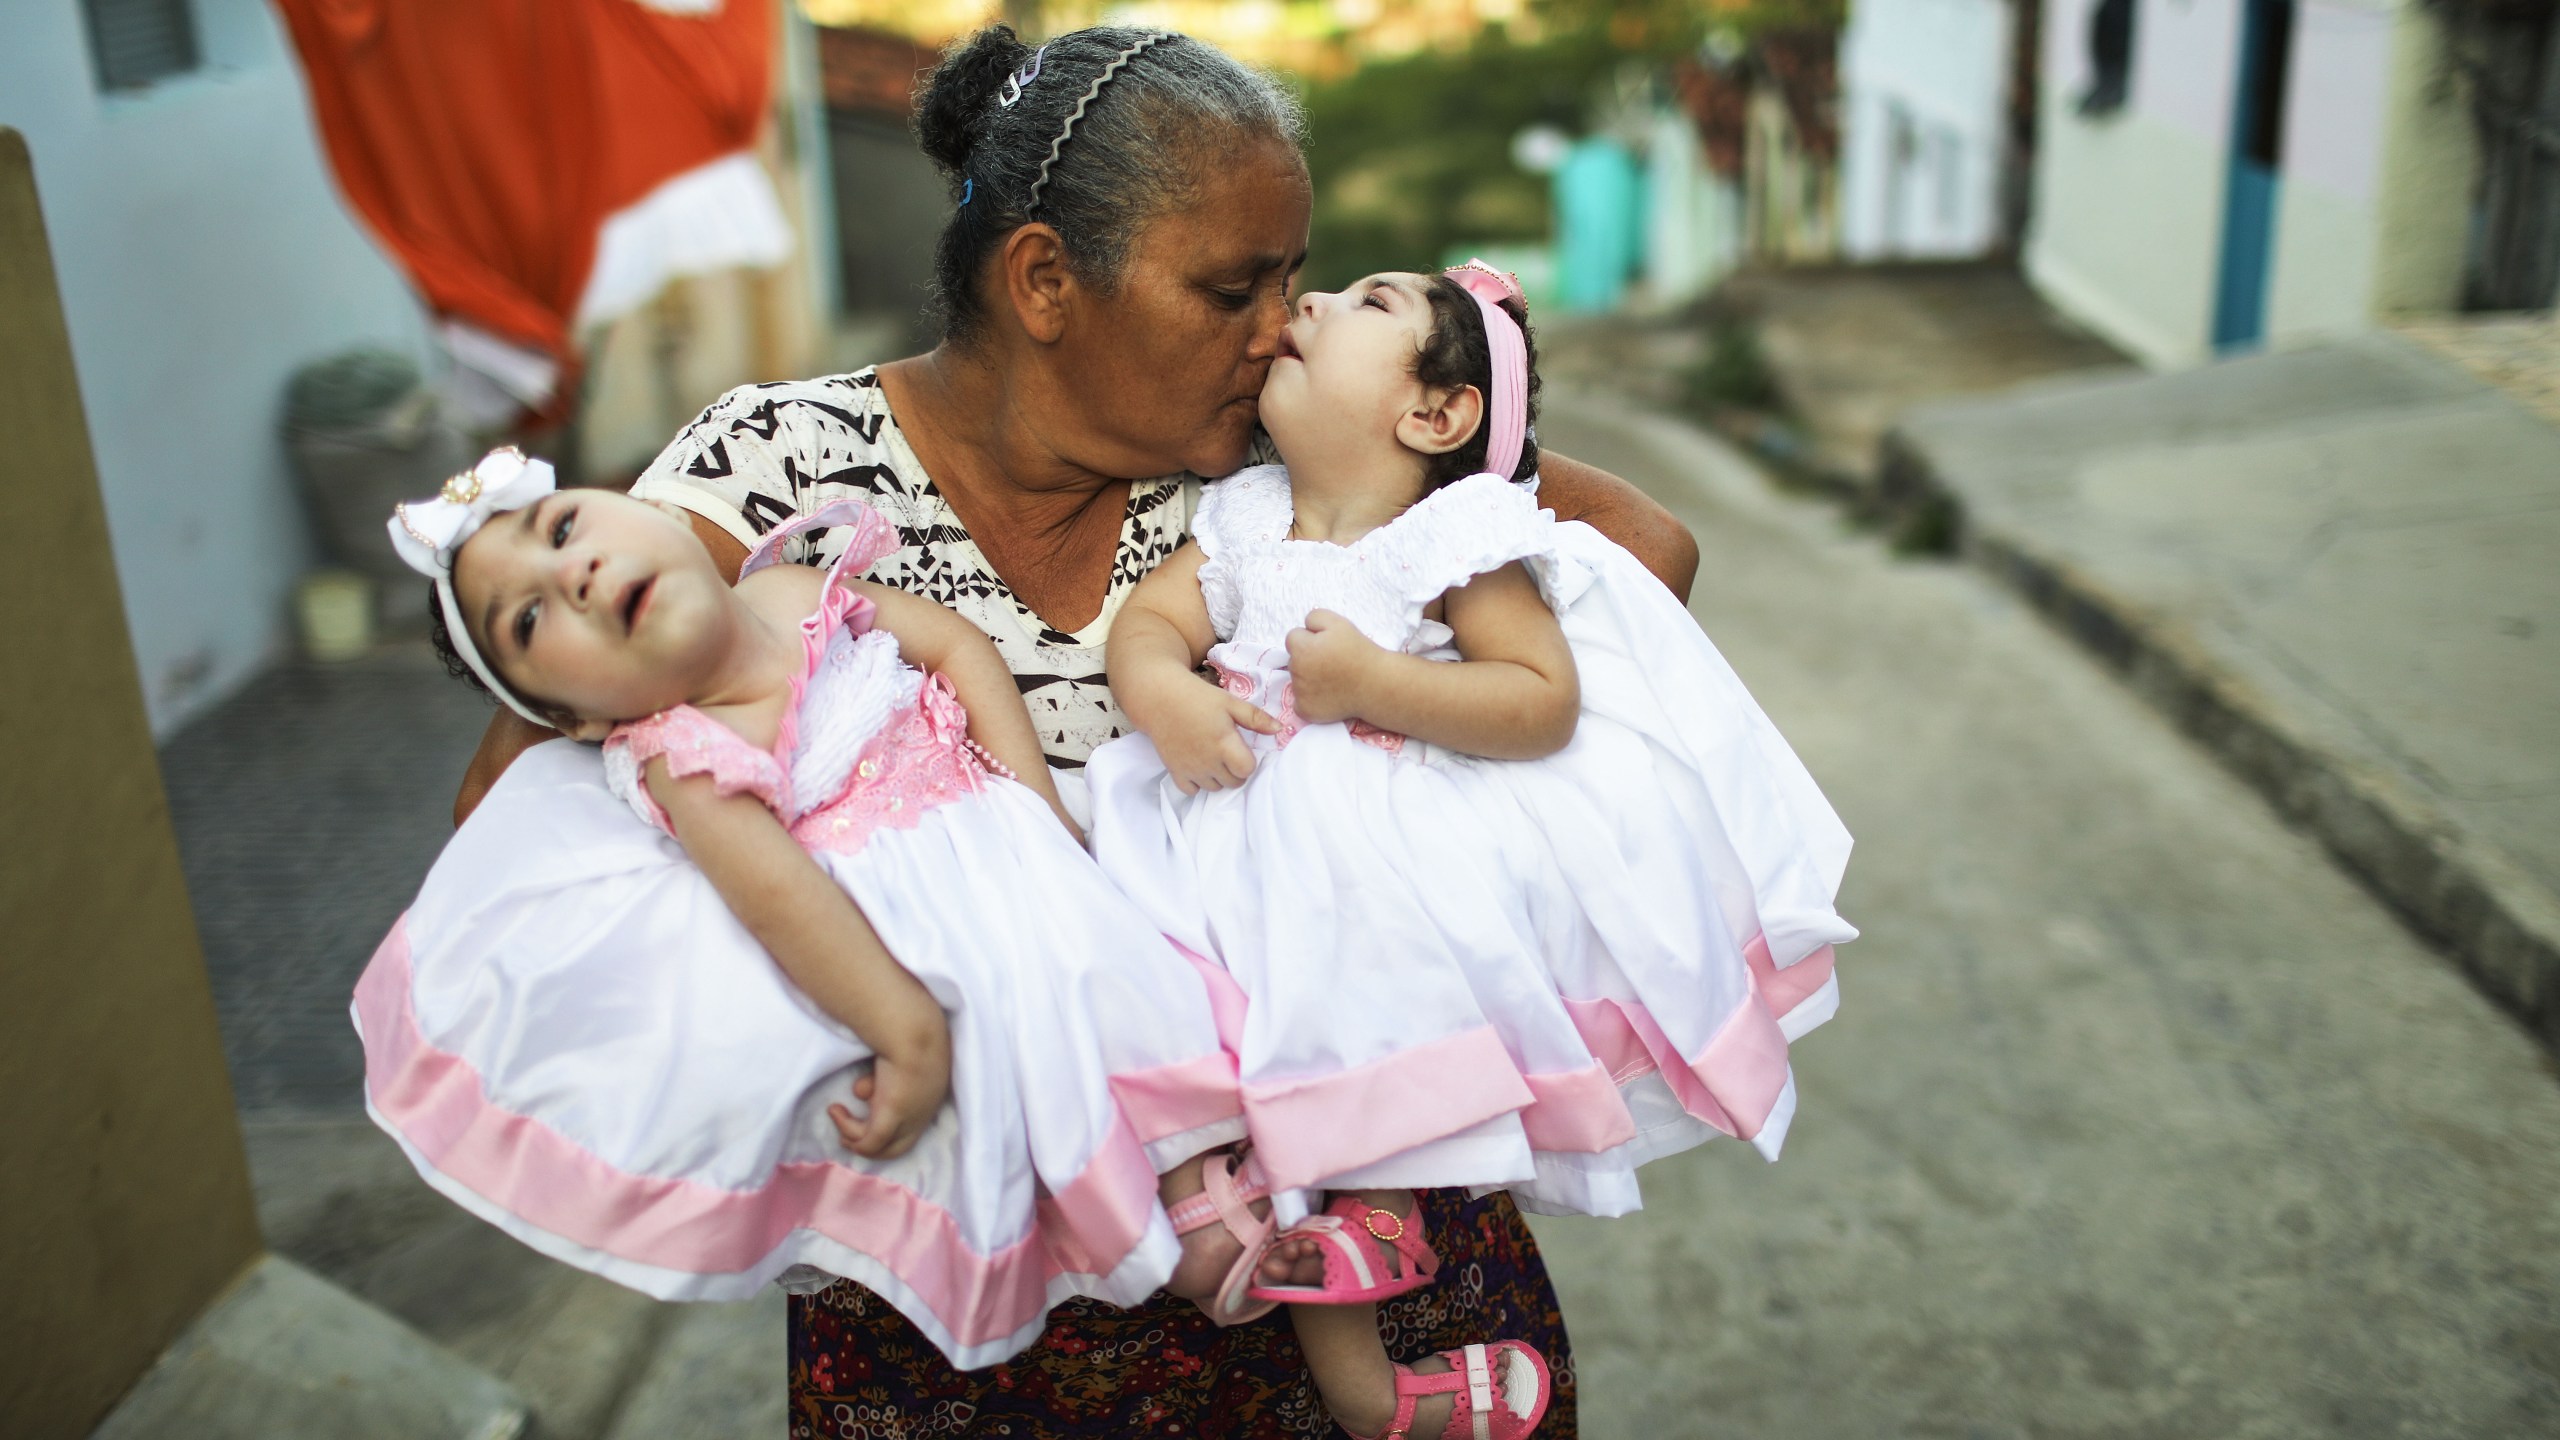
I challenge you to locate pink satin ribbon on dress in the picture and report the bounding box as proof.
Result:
[1445,259,1528,480]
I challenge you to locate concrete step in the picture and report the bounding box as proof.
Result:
[244,1115,786,1439]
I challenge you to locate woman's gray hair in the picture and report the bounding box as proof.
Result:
[914,25,1305,342]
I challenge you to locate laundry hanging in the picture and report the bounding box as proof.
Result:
[273,0,791,420]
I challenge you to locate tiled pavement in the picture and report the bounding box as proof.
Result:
[164,641,494,1116]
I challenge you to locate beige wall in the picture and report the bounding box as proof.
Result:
[0,128,263,1437]
[2369,4,2476,315]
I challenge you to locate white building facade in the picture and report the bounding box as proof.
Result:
[2026,0,2477,368]
[1,0,433,735]
[1838,0,2018,260]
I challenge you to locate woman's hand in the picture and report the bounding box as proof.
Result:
[828,989,952,1161]
[1147,677,1280,793]
[1284,610,1387,724]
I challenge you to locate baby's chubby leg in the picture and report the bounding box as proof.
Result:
[1158,1146,1273,1306]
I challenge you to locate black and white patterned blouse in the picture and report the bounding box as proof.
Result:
[631,368,1230,820]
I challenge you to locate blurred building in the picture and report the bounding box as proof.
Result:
[816,25,952,351]
[0,1,840,732]
[1646,61,1749,306]
[0,0,432,735]
[2026,0,2484,367]
[1837,0,2024,259]
[1743,29,1844,263]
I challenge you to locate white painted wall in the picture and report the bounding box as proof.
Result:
[1838,0,2015,258]
[2028,0,2473,366]
[2027,0,2243,367]
[1,0,430,735]
[2265,0,2396,340]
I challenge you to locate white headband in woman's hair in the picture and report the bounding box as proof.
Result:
[388,446,558,724]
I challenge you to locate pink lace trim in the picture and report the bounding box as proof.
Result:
[1211,663,1405,758]
[789,673,1009,855]
[606,707,794,834]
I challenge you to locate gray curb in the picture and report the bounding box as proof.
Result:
[1880,430,2560,1051]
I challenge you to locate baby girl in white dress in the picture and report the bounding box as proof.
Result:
[357,449,1262,1369]
[1087,261,1858,1438]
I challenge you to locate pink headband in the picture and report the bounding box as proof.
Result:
[1445,258,1527,480]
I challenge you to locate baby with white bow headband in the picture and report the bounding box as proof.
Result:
[351,447,1256,1369]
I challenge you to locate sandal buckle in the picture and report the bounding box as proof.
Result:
[1363,1207,1405,1243]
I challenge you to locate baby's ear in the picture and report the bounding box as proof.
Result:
[1397,383,1484,457]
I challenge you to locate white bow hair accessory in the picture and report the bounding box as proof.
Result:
[388,446,558,724]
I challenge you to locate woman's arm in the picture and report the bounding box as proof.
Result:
[455,512,752,826]
[646,759,950,1160]
[1107,544,1280,792]
[1539,452,1699,601]
[1285,562,1579,759]
[852,579,1083,836]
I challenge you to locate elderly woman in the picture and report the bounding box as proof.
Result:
[460,25,1695,1437]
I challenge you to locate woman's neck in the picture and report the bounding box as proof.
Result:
[875,347,1134,633]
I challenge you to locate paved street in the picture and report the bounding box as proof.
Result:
[1530,381,2560,1437]
[161,371,2560,1438]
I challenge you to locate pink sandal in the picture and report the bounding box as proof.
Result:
[1343,1340,1553,1440]
[1247,1194,1438,1305]
[1164,1149,1278,1326]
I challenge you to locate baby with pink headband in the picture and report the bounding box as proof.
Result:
[1089,262,1860,1439]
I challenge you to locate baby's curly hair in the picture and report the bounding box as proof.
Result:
[1411,276,1541,492]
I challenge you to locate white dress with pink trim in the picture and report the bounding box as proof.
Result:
[1085,466,1855,1219]
[352,503,1242,1369]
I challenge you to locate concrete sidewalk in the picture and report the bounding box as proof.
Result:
[162,650,787,1439]
[1881,332,2560,1047]
[1714,263,2132,493]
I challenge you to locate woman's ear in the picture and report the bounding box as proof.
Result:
[1396,383,1485,457]
[999,223,1075,345]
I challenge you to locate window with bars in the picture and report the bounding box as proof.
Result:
[83,0,201,93]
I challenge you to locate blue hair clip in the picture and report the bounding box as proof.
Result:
[961,178,974,206]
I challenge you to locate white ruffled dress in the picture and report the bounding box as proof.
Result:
[1086,466,1855,1218]
[352,503,1243,1369]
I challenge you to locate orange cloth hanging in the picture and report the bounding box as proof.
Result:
[272,0,773,365]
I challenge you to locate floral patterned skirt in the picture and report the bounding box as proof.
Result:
[789,1189,1577,1438]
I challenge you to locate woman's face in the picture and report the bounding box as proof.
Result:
[1051,136,1311,481]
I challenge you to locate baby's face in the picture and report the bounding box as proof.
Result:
[1260,272,1449,463]
[451,489,731,732]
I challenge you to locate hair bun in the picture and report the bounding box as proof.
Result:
[915,25,1032,177]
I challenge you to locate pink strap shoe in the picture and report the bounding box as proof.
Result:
[1247,1195,1438,1306]
[1164,1149,1278,1326]
[1343,1340,1553,1440]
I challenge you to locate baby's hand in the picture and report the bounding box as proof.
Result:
[1285,610,1385,725]
[1152,681,1280,794]
[828,1005,951,1161]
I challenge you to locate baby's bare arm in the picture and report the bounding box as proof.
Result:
[644,760,949,1159]
[1108,544,1280,793]
[1286,562,1579,759]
